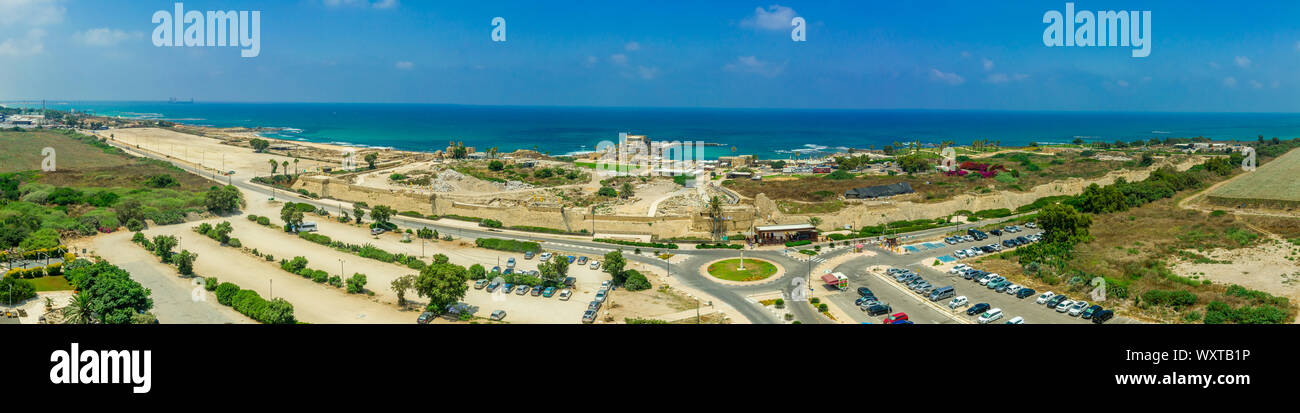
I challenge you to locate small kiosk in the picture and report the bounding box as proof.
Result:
[820,272,849,291]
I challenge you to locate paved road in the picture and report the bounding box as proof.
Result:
[106,137,1120,325]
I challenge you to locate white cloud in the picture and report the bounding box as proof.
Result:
[322,0,398,9]
[984,72,1028,85]
[75,28,142,47]
[0,28,46,56]
[1234,56,1251,68]
[929,68,965,85]
[609,53,628,65]
[1223,76,1238,88]
[723,55,785,77]
[0,0,65,26]
[741,5,797,31]
[982,58,994,71]
[636,66,659,80]
[583,55,598,68]
[624,41,640,51]
[395,61,414,70]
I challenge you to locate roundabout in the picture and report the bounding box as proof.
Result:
[703,257,782,284]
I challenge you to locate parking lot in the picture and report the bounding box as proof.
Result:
[458,250,613,324]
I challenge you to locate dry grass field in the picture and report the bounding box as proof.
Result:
[0,130,131,173]
[1209,147,1300,207]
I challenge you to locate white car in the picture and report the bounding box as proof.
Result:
[949,264,971,274]
[948,296,969,309]
[1006,316,1025,324]
[954,250,968,259]
[1026,222,1037,228]
[1005,285,1022,295]
[594,289,608,302]
[539,252,553,262]
[1056,299,1074,313]
[977,308,1004,324]
[978,273,999,285]
[1068,301,1090,316]
[558,289,572,301]
[1036,291,1057,304]
[589,260,600,270]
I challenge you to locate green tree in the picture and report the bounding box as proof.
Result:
[370,205,394,225]
[0,276,37,305]
[281,203,305,231]
[269,159,278,175]
[597,186,617,197]
[116,198,146,227]
[414,263,470,313]
[353,203,365,224]
[175,250,198,276]
[250,138,270,152]
[1038,203,1092,244]
[212,221,233,244]
[602,249,627,284]
[391,274,416,307]
[204,185,244,214]
[152,235,178,263]
[488,160,505,171]
[620,182,635,198]
[262,298,296,324]
[364,153,378,169]
[1077,183,1127,214]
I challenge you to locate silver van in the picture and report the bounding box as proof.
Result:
[929,286,956,302]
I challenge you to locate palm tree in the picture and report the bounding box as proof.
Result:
[282,161,289,176]
[808,216,822,229]
[294,158,300,174]
[269,159,278,175]
[63,292,95,324]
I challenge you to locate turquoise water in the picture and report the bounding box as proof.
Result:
[24,101,1300,159]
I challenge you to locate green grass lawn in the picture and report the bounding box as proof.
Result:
[706,258,777,282]
[29,275,74,292]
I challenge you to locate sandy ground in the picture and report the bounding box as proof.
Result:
[1171,239,1300,319]
[90,128,337,178]
[609,180,687,216]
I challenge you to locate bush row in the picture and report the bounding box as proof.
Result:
[594,238,678,250]
[213,282,296,324]
[475,238,542,253]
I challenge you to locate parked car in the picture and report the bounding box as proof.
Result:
[564,277,577,287]
[948,296,969,309]
[1047,295,1069,308]
[594,289,608,302]
[489,310,507,321]
[539,252,553,262]
[417,312,435,324]
[588,301,602,311]
[474,280,488,289]
[577,256,588,265]
[994,282,1012,293]
[1081,305,1102,319]
[1092,310,1114,324]
[567,255,576,264]
[582,310,597,324]
[1005,285,1022,295]
[516,285,531,295]
[506,258,516,268]
[503,283,516,293]
[531,285,544,296]
[524,251,535,260]
[866,304,892,316]
[502,268,514,275]
[491,266,501,274]
[1068,301,1090,316]
[949,264,971,274]
[558,289,572,300]
[977,308,1004,324]
[855,295,878,306]
[1036,291,1057,304]
[1017,288,1037,299]
[954,250,968,259]
[1006,316,1025,324]
[966,303,991,316]
[857,287,873,296]
[590,260,601,270]
[542,287,556,298]
[486,281,501,293]
[883,313,909,324]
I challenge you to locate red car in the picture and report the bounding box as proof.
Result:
[884,312,909,324]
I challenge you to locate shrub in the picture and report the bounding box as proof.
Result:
[481,219,503,228]
[214,282,241,305]
[204,277,218,291]
[594,238,678,249]
[624,270,651,291]
[257,216,271,226]
[346,273,368,293]
[475,238,541,253]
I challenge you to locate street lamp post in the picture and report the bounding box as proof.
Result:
[338,259,345,279]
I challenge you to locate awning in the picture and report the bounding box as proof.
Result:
[820,274,840,284]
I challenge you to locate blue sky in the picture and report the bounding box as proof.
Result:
[1,0,1298,111]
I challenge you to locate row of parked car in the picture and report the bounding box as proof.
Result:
[529,251,602,270]
[1034,291,1114,323]
[477,278,574,300]
[953,232,1043,259]
[582,280,616,323]
[948,263,1114,324]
